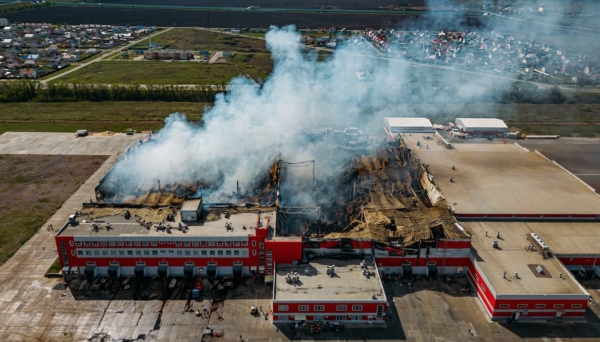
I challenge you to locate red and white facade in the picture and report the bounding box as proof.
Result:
[55,213,591,324]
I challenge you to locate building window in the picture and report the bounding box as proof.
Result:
[234,251,239,256]
[71,250,76,256]
[184,241,190,247]
[167,241,174,245]
[278,305,288,311]
[119,251,125,256]
[142,241,149,246]
[84,241,90,247]
[177,251,182,255]
[127,250,133,256]
[535,304,546,309]
[226,251,232,256]
[75,241,82,247]
[102,250,108,255]
[77,251,83,255]
[152,251,158,255]
[242,241,248,246]
[125,241,132,247]
[117,241,124,246]
[193,251,198,255]
[252,241,257,246]
[85,251,92,256]
[69,241,74,247]
[101,241,107,247]
[352,305,363,311]
[499,304,510,308]
[298,305,309,311]
[259,242,264,248]
[572,304,582,309]
[352,315,361,321]
[185,251,190,255]
[176,241,182,247]
[109,241,116,246]
[314,305,324,311]
[134,241,140,246]
[209,241,215,246]
[210,251,215,255]
[192,241,198,247]
[92,241,99,247]
[144,251,150,255]
[110,250,116,255]
[225,241,231,246]
[217,251,223,255]
[201,241,207,247]
[201,251,207,256]
[314,315,324,320]
[158,241,165,245]
[168,250,175,254]
[136,250,141,255]
[474,274,479,281]
[94,251,100,255]
[336,315,346,320]
[252,250,257,256]
[336,305,347,311]
[517,304,528,308]
[233,241,239,246]
[554,304,564,309]
[217,241,223,247]
[480,284,485,292]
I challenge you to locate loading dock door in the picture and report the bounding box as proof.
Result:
[107,265,120,279]
[402,265,413,279]
[134,265,146,278]
[84,265,97,281]
[157,265,169,279]
[184,265,195,278]
[426,265,438,279]
[233,265,243,279]
[207,265,217,278]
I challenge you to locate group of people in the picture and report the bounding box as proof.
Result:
[46,224,54,232]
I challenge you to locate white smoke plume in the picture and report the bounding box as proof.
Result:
[103,1,596,205]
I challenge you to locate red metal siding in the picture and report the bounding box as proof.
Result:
[265,239,302,265]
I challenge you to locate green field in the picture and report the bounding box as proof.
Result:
[2,102,600,137]
[0,154,108,265]
[0,101,209,135]
[54,55,273,85]
[152,28,269,53]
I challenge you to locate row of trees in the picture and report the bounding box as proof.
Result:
[0,82,226,103]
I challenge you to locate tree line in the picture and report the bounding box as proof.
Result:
[0,82,225,103]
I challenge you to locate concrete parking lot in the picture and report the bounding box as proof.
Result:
[2,132,600,341]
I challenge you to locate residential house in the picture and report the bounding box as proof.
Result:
[19,68,37,79]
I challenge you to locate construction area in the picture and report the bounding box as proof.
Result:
[92,136,466,250]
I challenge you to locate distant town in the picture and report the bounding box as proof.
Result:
[1,18,599,87]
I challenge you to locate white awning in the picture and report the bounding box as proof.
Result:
[294,314,307,320]
[265,275,274,283]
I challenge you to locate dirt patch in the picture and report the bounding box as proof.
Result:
[0,154,108,265]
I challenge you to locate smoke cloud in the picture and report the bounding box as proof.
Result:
[104,1,596,206]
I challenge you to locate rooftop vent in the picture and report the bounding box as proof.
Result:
[492,240,498,249]
[530,233,548,250]
[372,292,377,299]
[536,265,544,275]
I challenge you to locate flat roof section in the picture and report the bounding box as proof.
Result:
[464,222,587,296]
[403,134,600,216]
[275,259,385,301]
[181,199,202,211]
[455,118,508,129]
[525,222,600,256]
[58,210,275,238]
[385,117,434,132]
